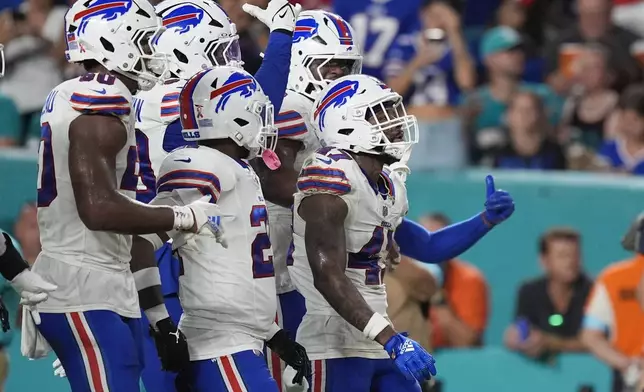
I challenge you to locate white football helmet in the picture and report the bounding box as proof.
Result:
[311,75,418,161]
[154,0,242,81]
[289,10,362,101]
[179,66,278,162]
[64,0,170,91]
[0,44,4,78]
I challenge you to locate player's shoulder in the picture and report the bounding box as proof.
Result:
[62,73,132,117]
[276,90,311,140]
[134,81,182,124]
[296,147,356,196]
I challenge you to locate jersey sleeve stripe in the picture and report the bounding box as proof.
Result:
[71,106,131,116]
[157,170,222,201]
[157,182,220,203]
[278,123,307,137]
[275,110,303,123]
[70,93,129,106]
[297,179,351,195]
[301,167,347,179]
[162,93,180,102]
[161,106,179,116]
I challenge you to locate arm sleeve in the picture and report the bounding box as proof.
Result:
[394,215,491,264]
[253,31,292,114]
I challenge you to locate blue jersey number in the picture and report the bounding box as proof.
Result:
[250,205,274,278]
[350,13,399,69]
[37,123,58,207]
[134,129,157,203]
[347,226,393,285]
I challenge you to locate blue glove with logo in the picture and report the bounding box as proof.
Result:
[483,175,514,226]
[384,333,437,383]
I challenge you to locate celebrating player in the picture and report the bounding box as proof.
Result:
[28,1,222,391]
[150,66,308,391]
[132,0,300,389]
[250,10,362,385]
[290,74,435,391]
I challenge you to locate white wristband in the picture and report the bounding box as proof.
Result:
[363,312,390,341]
[172,206,195,231]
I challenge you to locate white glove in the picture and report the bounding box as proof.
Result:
[53,358,66,378]
[389,146,412,182]
[11,269,57,324]
[284,365,309,392]
[242,0,302,32]
[174,196,228,248]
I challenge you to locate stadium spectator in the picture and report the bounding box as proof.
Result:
[218,0,264,75]
[12,202,38,265]
[595,84,644,175]
[385,0,474,170]
[504,227,591,359]
[0,10,22,148]
[544,0,641,96]
[461,26,562,164]
[486,91,567,170]
[581,213,644,392]
[560,44,619,152]
[422,213,489,349]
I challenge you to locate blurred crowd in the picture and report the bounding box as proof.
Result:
[3,0,644,175]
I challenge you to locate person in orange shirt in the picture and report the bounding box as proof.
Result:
[423,213,490,348]
[581,213,644,392]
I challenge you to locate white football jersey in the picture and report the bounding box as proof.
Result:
[33,73,139,318]
[154,145,277,360]
[290,147,408,360]
[132,80,187,203]
[267,89,320,294]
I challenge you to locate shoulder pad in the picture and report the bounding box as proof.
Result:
[156,147,237,203]
[276,91,311,140]
[297,147,353,196]
[68,73,131,118]
[134,82,182,126]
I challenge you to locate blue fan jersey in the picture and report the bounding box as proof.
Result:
[334,0,421,80]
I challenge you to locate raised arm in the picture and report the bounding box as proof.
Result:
[299,193,396,345]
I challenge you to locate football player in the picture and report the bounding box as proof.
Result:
[29,1,220,391]
[132,0,301,389]
[250,10,362,386]
[151,66,307,391]
[290,74,434,391]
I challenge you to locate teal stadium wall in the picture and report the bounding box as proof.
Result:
[3,152,640,391]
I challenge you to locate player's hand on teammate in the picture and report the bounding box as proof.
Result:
[10,269,57,307]
[242,0,302,33]
[266,329,312,385]
[150,317,190,372]
[183,195,228,248]
[384,332,437,383]
[482,175,515,227]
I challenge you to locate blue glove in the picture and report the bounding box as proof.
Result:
[483,175,514,226]
[384,333,437,383]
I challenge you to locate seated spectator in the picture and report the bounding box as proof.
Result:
[504,227,591,359]
[561,44,619,152]
[544,0,640,96]
[461,26,563,163]
[596,84,644,175]
[487,91,567,170]
[385,0,475,170]
[421,213,489,349]
[582,213,644,392]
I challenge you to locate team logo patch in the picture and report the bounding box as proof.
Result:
[210,72,257,113]
[293,16,319,43]
[162,4,204,34]
[313,79,359,130]
[74,0,133,34]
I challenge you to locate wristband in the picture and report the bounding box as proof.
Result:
[363,312,390,341]
[144,304,170,328]
[172,206,195,231]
